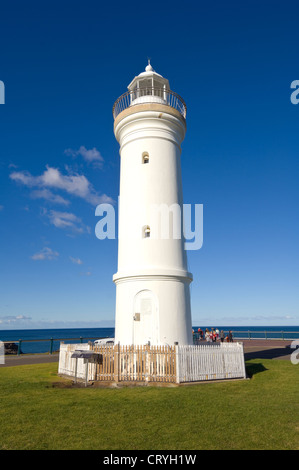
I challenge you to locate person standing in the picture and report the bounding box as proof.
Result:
[220,330,225,343]
[211,328,216,342]
[198,328,203,341]
[205,328,210,342]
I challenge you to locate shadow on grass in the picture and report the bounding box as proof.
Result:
[244,346,292,361]
[246,362,268,378]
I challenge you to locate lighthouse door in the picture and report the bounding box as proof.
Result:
[133,290,159,345]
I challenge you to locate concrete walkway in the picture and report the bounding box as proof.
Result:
[241,339,294,361]
[1,353,59,367]
[0,339,296,367]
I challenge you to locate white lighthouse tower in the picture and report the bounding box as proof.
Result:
[112,62,193,346]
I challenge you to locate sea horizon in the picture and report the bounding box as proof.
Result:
[1,324,299,333]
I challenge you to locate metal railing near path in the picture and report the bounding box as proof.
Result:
[3,336,104,356]
[2,329,299,356]
[193,330,299,343]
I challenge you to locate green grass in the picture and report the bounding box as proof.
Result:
[0,359,298,450]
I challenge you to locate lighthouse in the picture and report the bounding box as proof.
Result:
[112,62,193,346]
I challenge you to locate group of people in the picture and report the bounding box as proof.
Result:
[193,328,234,343]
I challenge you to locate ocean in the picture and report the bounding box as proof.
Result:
[0,327,115,355]
[0,326,298,354]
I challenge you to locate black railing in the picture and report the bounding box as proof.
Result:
[113,87,187,120]
[2,330,299,356]
[3,336,109,356]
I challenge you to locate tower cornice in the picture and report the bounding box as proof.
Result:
[113,269,193,284]
[114,106,186,150]
[114,102,186,129]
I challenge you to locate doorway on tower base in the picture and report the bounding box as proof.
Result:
[133,290,159,345]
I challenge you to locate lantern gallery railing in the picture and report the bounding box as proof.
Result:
[112,87,187,120]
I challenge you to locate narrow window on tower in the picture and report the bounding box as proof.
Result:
[143,225,151,238]
[142,152,149,164]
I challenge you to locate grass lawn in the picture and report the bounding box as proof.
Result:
[0,358,298,450]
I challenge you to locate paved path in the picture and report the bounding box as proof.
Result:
[241,339,294,361]
[0,339,296,367]
[1,353,59,367]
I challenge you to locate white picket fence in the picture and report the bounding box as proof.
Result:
[58,343,96,382]
[58,342,246,384]
[177,343,246,382]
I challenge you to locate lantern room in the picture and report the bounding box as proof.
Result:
[127,61,170,105]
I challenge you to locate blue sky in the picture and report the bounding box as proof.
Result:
[0,0,298,329]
